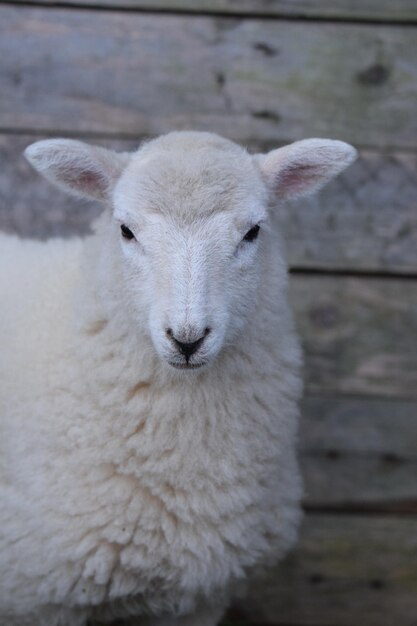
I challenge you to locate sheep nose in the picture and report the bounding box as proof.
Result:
[173,337,204,359]
[166,327,210,359]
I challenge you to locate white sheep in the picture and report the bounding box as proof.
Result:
[0,131,356,626]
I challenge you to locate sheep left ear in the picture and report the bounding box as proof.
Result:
[255,138,357,201]
[24,138,130,202]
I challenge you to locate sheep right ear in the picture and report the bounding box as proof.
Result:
[255,138,357,201]
[24,139,130,202]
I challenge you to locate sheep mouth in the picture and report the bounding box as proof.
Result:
[168,361,207,370]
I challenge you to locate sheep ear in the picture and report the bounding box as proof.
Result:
[24,139,130,202]
[256,138,357,201]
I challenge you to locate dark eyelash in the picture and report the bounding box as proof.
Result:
[243,224,260,242]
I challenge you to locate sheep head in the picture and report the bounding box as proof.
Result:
[25,131,356,371]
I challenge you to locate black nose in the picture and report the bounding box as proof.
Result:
[173,337,204,359]
[166,327,210,361]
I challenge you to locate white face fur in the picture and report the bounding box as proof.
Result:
[25,131,357,371]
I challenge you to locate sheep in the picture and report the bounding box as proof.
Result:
[0,130,356,626]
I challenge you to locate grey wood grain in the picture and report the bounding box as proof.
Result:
[5,0,417,22]
[300,396,417,507]
[1,135,416,273]
[291,275,417,399]
[236,513,417,626]
[1,6,416,148]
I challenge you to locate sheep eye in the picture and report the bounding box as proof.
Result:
[243,224,260,242]
[120,224,135,240]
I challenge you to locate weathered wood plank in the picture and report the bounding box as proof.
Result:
[233,513,417,626]
[1,7,417,148]
[5,0,417,22]
[1,134,417,273]
[300,396,417,507]
[301,396,417,459]
[291,275,417,399]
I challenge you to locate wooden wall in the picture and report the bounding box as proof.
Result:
[0,1,416,624]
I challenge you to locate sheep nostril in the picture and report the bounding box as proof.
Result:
[204,327,211,336]
[166,328,173,338]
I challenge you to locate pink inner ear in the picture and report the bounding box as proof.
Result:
[277,163,320,196]
[61,167,106,198]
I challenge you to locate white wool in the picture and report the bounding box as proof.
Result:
[0,131,356,626]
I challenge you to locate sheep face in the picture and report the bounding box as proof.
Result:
[25,131,356,371]
[112,135,269,370]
